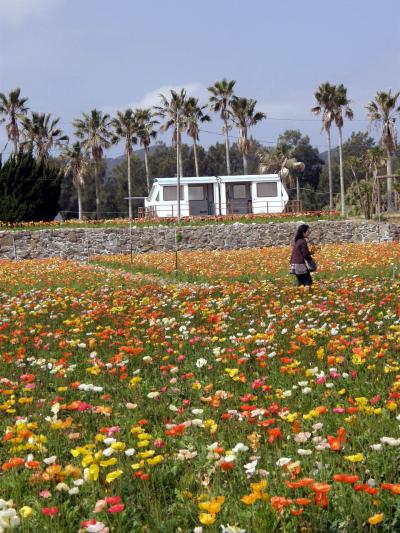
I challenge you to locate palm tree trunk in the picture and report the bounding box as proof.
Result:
[127,151,132,219]
[94,161,101,219]
[243,153,248,175]
[224,116,231,175]
[144,148,151,193]
[77,185,83,221]
[12,117,18,155]
[193,138,199,177]
[338,126,345,217]
[386,149,393,211]
[241,131,248,175]
[350,165,366,218]
[176,123,181,220]
[179,137,183,178]
[326,128,333,211]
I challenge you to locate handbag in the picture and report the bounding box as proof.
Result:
[305,259,317,272]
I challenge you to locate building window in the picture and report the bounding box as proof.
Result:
[233,184,247,199]
[256,182,278,197]
[188,186,204,201]
[163,186,185,201]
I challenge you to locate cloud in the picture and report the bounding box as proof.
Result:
[135,82,208,109]
[104,82,209,115]
[0,0,64,25]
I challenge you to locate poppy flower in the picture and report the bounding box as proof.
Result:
[368,513,384,525]
[333,474,359,484]
[381,483,400,495]
[327,427,346,451]
[41,507,58,517]
[107,504,125,513]
[286,478,314,489]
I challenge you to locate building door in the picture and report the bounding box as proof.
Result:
[188,184,215,216]
[226,183,252,214]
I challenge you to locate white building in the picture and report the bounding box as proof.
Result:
[144,174,288,217]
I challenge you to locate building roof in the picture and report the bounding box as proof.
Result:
[152,174,280,186]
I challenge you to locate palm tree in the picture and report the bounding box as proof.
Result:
[154,89,187,218]
[184,97,210,177]
[364,146,386,217]
[311,82,337,210]
[21,112,69,161]
[0,88,29,154]
[73,110,112,219]
[366,90,400,211]
[230,96,266,174]
[61,142,91,220]
[208,79,236,175]
[258,145,304,201]
[135,108,159,192]
[111,109,138,218]
[332,84,354,216]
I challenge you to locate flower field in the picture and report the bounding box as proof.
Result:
[0,244,399,532]
[95,242,400,281]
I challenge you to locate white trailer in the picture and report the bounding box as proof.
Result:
[144,174,289,217]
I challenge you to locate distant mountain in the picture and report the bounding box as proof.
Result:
[319,147,338,162]
[105,145,159,175]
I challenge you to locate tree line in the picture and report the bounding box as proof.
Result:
[0,81,399,221]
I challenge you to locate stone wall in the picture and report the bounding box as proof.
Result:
[0,221,399,260]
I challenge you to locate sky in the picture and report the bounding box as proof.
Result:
[1,0,399,158]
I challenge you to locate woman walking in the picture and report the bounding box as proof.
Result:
[290,224,315,287]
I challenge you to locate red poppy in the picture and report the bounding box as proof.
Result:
[42,507,58,517]
[108,503,125,513]
[220,461,235,470]
[268,428,283,443]
[105,496,121,505]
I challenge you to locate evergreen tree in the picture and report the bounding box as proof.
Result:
[0,153,61,222]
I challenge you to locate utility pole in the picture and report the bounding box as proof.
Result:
[215,176,222,216]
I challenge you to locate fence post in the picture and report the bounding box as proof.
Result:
[12,234,17,260]
[129,218,133,264]
[85,230,90,262]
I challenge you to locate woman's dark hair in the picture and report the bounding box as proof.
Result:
[294,224,310,242]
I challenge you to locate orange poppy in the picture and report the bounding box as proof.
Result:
[327,427,346,451]
[286,478,315,489]
[270,496,292,513]
[354,484,379,495]
[310,482,331,493]
[314,492,329,508]
[290,508,304,515]
[268,428,283,443]
[25,461,40,469]
[333,474,359,484]
[381,483,400,495]
[294,498,312,506]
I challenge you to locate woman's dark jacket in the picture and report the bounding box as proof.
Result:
[290,238,312,264]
